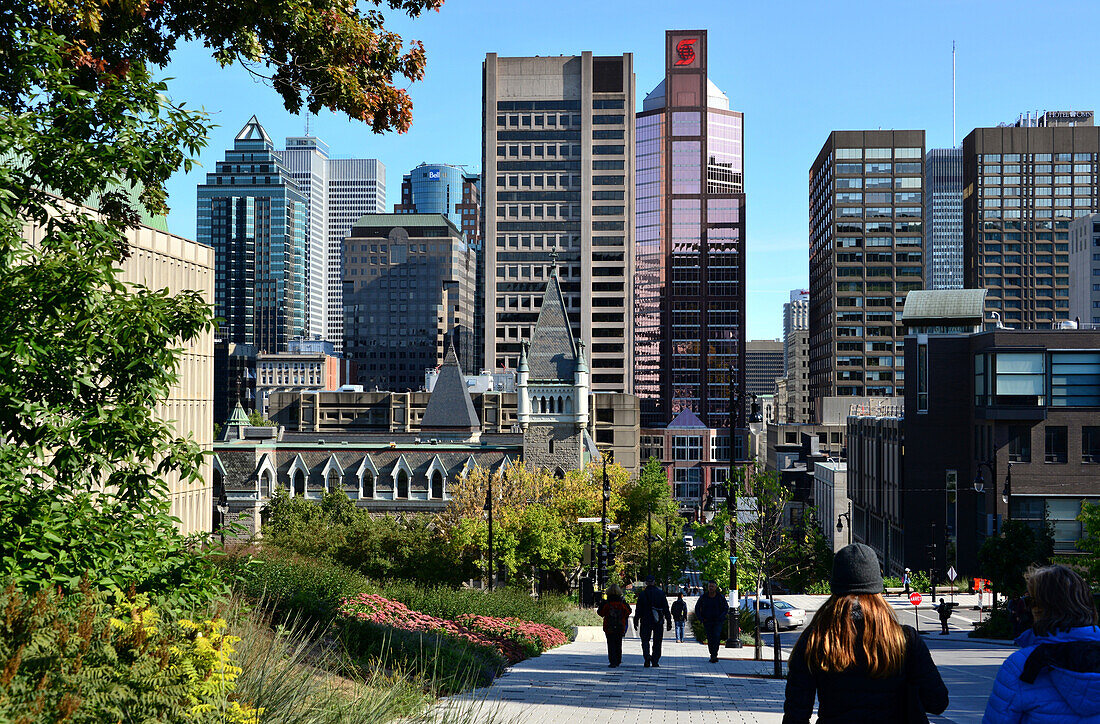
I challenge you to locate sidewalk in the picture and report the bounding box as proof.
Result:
[446,637,788,724]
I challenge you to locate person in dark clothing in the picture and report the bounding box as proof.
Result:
[633,575,672,667]
[596,584,632,668]
[936,597,952,635]
[671,593,688,643]
[783,543,949,724]
[694,581,730,663]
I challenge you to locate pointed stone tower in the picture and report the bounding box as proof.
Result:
[521,270,592,472]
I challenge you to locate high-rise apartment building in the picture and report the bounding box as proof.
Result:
[635,30,746,433]
[482,52,635,393]
[198,116,307,353]
[280,137,385,351]
[746,340,784,398]
[342,213,476,391]
[780,290,811,423]
[809,131,925,414]
[1069,213,1100,324]
[962,113,1100,328]
[924,148,963,290]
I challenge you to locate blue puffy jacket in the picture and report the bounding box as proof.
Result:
[983,625,1100,724]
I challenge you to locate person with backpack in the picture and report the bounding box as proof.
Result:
[783,543,948,724]
[671,592,688,643]
[936,597,953,635]
[983,564,1100,723]
[597,584,632,668]
[694,580,730,663]
[633,574,672,667]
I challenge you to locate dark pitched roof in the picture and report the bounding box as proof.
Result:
[667,408,708,429]
[527,273,577,381]
[421,345,480,431]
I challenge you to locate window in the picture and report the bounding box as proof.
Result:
[672,435,703,461]
[1045,426,1068,464]
[1083,427,1100,463]
[1050,352,1100,406]
[673,468,701,500]
[1008,425,1032,463]
[994,353,1045,405]
[916,342,928,413]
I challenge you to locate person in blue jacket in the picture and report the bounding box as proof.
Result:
[983,564,1100,724]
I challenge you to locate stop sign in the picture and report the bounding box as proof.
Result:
[909,592,923,606]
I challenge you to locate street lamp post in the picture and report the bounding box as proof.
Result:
[725,365,742,649]
[836,503,852,546]
[599,452,612,590]
[484,473,494,592]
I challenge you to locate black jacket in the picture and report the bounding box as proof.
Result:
[783,624,948,724]
[633,585,672,629]
[694,592,729,625]
[671,599,687,622]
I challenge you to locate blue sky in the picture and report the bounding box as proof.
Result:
[162,0,1100,340]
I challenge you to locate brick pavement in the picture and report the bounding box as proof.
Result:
[446,635,788,724]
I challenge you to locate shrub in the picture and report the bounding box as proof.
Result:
[221,550,371,624]
[970,605,1013,640]
[687,609,755,647]
[0,585,260,724]
[806,580,831,595]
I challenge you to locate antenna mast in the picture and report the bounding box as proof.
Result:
[304,112,311,137]
[952,40,957,147]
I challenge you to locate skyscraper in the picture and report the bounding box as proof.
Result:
[745,340,784,399]
[279,138,385,351]
[809,131,925,414]
[781,290,810,423]
[198,116,307,353]
[635,30,746,435]
[924,148,963,290]
[963,112,1100,327]
[482,52,635,393]
[1069,213,1100,324]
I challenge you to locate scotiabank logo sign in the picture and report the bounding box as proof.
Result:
[675,38,698,66]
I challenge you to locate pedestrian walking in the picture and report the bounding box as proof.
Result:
[983,564,1100,724]
[903,567,911,597]
[783,543,948,724]
[936,597,952,635]
[596,584,632,668]
[671,593,687,643]
[694,580,729,663]
[633,574,672,667]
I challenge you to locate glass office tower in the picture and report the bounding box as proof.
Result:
[924,148,964,290]
[197,116,307,353]
[635,30,746,433]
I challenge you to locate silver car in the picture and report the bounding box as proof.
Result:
[739,598,806,630]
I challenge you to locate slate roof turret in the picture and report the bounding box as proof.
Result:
[421,344,480,432]
[527,271,578,382]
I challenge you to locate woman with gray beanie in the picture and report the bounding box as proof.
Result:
[783,543,949,724]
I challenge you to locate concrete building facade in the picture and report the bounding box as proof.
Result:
[813,461,850,553]
[746,339,784,399]
[779,290,811,423]
[809,130,925,415]
[255,338,344,417]
[483,52,635,394]
[962,116,1100,328]
[1069,213,1100,324]
[342,213,476,392]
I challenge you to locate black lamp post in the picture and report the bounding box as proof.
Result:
[599,452,612,589]
[836,503,852,545]
[726,365,743,649]
[485,468,498,591]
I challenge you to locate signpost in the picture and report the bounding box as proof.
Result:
[910,592,923,633]
[947,566,957,605]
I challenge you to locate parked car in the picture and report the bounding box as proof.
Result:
[739,597,806,630]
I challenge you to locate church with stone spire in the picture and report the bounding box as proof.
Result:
[211,272,608,534]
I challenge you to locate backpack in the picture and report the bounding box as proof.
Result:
[606,603,626,637]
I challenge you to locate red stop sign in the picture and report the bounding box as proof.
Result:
[909,592,923,606]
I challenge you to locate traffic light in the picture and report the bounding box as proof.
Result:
[607,531,618,569]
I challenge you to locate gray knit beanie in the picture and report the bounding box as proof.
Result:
[830,543,883,595]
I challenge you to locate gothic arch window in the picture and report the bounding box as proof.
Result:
[327,469,340,492]
[260,470,273,498]
[554,466,566,479]
[565,397,573,414]
[293,470,305,497]
[548,438,555,455]
[557,396,564,413]
[431,471,444,499]
[363,471,374,498]
[540,396,547,413]
[397,470,409,498]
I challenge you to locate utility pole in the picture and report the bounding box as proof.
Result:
[647,505,653,577]
[726,365,742,648]
[598,452,612,589]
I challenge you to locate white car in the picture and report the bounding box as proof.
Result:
[739,598,806,630]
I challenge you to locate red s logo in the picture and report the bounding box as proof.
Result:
[675,38,697,66]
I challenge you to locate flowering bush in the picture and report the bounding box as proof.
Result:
[455,614,567,654]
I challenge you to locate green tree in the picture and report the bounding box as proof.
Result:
[978,519,1055,599]
[613,457,685,585]
[1077,501,1100,589]
[0,1,442,600]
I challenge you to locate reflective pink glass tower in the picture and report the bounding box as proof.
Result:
[635,30,746,441]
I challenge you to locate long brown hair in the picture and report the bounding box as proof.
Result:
[803,594,907,678]
[1027,564,1098,636]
